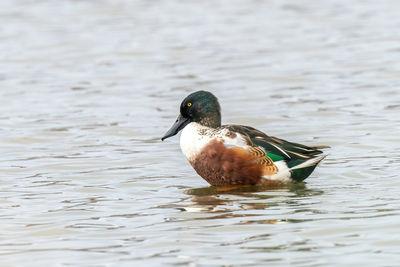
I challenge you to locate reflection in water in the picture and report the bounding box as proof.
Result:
[177,184,324,226]
[185,183,323,199]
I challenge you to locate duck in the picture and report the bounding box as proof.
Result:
[161,90,328,186]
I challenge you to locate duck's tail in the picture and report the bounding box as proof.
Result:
[288,154,327,182]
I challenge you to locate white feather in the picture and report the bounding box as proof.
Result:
[261,160,292,182]
[289,155,327,170]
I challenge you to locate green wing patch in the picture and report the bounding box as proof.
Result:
[266,153,284,162]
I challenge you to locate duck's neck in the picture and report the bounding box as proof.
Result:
[198,113,221,128]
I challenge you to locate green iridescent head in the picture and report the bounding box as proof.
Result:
[162,90,221,140]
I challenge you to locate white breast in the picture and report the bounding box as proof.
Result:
[180,123,212,161]
[180,123,249,162]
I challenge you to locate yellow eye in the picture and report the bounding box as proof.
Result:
[187,102,192,107]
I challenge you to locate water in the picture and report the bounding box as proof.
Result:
[1,0,400,266]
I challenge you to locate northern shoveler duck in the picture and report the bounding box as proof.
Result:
[162,90,328,186]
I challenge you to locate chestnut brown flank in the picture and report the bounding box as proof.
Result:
[191,140,277,186]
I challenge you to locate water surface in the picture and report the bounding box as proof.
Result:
[1,0,400,266]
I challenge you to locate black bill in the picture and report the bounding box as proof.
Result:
[161,115,190,141]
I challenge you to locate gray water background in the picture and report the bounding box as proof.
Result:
[1,0,400,266]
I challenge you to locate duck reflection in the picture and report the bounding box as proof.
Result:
[180,183,324,223]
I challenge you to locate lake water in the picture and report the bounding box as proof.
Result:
[1,0,400,266]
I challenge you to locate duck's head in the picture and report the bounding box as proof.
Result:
[161,90,221,141]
